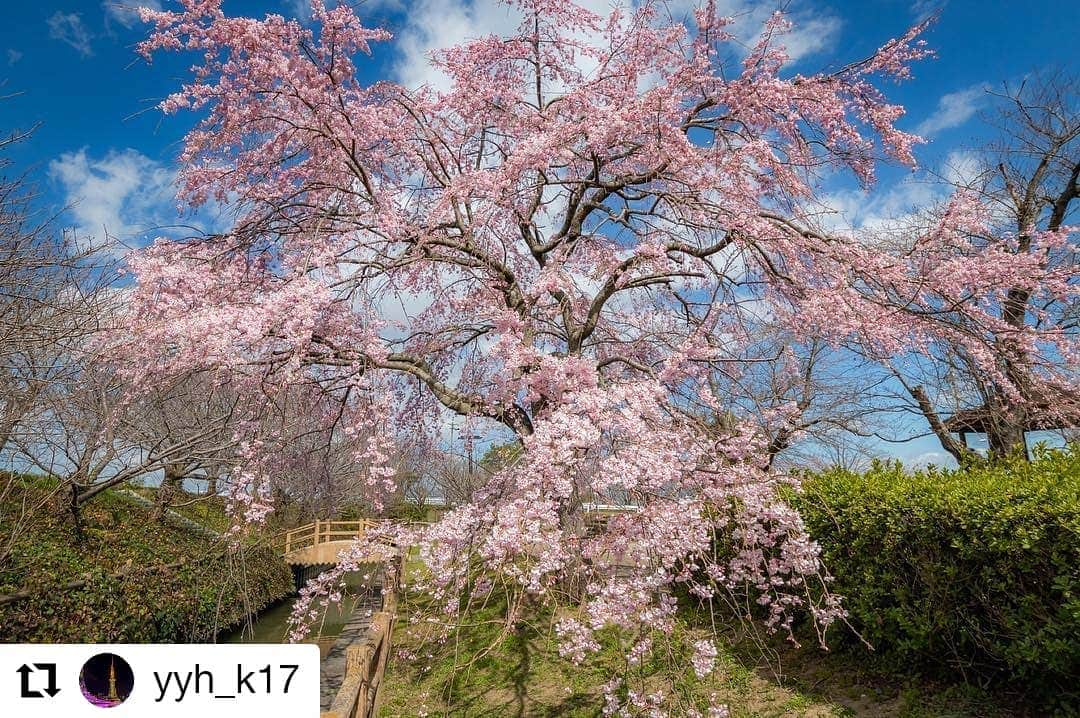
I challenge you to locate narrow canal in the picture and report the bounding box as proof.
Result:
[221,569,380,657]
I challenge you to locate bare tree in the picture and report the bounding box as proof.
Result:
[891,73,1079,461]
[0,189,114,460]
[0,126,121,542]
[710,336,892,470]
[117,372,241,520]
[14,363,239,532]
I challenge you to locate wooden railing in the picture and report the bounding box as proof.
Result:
[275,520,402,715]
[276,520,380,555]
[322,559,400,718]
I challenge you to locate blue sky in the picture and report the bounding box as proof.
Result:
[3,0,1076,244]
[0,0,1075,466]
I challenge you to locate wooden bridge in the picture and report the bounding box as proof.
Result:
[276,520,388,566]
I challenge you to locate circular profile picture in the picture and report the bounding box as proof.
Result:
[79,652,134,708]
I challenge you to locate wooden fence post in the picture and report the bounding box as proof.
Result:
[345,643,373,678]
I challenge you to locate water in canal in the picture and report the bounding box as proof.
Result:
[221,569,379,656]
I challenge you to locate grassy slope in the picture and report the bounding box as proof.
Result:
[380,590,1024,718]
[0,475,293,642]
[2,476,221,590]
[127,483,315,536]
[128,484,235,533]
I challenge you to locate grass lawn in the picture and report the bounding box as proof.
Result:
[380,588,1027,718]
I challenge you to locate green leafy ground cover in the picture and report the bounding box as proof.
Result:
[0,475,293,642]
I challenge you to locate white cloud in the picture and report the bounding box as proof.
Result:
[812,151,989,236]
[915,84,988,137]
[387,0,520,91]
[780,15,842,61]
[383,1,840,92]
[102,1,163,30]
[47,11,94,58]
[910,0,942,21]
[49,148,176,252]
[907,450,954,468]
[706,0,841,62]
[283,0,314,23]
[48,149,246,257]
[815,178,941,234]
[941,149,982,186]
[6,49,22,66]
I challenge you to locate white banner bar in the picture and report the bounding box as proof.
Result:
[0,644,321,717]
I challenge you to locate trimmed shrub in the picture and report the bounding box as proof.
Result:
[793,447,1080,709]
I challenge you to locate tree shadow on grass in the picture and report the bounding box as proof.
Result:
[456,630,600,718]
[717,622,1033,718]
[382,618,602,718]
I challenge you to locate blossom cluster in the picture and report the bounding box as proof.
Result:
[122,1,1076,713]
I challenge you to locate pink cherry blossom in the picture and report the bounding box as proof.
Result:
[118,1,1078,711]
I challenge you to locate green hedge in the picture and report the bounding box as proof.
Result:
[793,447,1080,709]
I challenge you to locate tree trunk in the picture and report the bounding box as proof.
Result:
[153,464,185,522]
[985,403,1027,460]
[68,482,84,542]
[907,385,976,464]
[557,484,589,603]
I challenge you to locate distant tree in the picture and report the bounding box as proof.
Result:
[478,441,523,475]
[875,74,1078,462]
